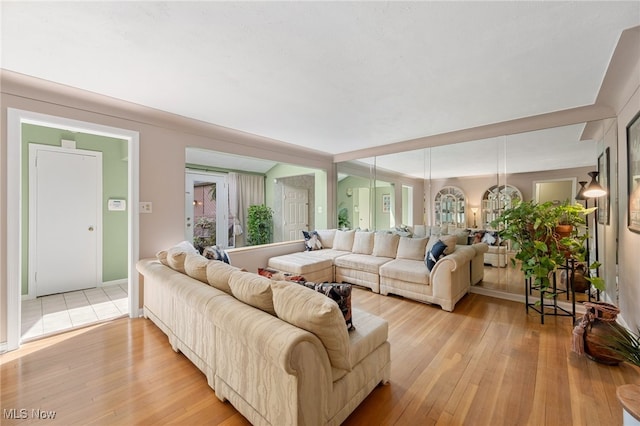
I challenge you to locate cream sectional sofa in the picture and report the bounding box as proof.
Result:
[267,229,488,312]
[137,246,390,426]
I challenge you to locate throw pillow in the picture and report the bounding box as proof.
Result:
[332,229,356,251]
[202,245,230,263]
[351,231,374,255]
[481,231,497,246]
[396,237,428,261]
[271,281,352,371]
[166,241,199,273]
[299,282,353,330]
[257,268,306,284]
[425,240,448,271]
[372,232,400,258]
[302,230,323,251]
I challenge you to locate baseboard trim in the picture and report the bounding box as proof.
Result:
[469,285,587,316]
[0,341,8,354]
[101,279,128,287]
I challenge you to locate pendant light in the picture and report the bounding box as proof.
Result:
[583,171,606,198]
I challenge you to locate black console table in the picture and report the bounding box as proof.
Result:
[525,258,576,324]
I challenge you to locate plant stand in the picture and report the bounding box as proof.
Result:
[525,258,576,324]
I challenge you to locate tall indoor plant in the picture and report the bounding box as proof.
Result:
[491,200,598,290]
[247,204,274,246]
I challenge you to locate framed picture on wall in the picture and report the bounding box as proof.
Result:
[627,111,640,233]
[598,147,610,225]
[382,194,391,213]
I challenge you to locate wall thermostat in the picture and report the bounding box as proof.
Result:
[108,199,127,211]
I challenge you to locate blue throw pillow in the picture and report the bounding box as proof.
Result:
[425,240,447,271]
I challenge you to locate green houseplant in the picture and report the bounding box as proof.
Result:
[247,204,273,246]
[338,207,351,229]
[491,200,598,290]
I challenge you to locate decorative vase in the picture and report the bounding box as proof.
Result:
[560,263,589,293]
[574,301,626,365]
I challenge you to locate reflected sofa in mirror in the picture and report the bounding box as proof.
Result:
[186,147,328,248]
[336,121,604,300]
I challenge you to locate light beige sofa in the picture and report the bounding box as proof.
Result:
[267,229,488,312]
[137,247,390,426]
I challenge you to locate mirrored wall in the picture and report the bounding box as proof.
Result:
[185,147,328,249]
[336,121,606,298]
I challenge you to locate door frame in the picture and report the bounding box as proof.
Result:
[28,144,103,299]
[6,108,140,352]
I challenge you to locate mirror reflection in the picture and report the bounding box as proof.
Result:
[337,121,602,299]
[185,147,328,249]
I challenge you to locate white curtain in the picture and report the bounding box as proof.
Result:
[229,172,265,247]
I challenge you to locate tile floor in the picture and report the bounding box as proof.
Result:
[21,283,129,341]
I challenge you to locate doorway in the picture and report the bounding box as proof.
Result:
[185,171,231,249]
[6,108,140,352]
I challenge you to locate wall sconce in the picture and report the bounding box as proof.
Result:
[583,171,607,198]
[471,207,478,228]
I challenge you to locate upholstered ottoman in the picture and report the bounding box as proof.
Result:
[484,245,507,267]
[267,252,334,282]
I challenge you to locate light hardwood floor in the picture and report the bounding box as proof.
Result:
[2,288,638,425]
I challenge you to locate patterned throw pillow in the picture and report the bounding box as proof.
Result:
[203,245,230,264]
[299,282,354,331]
[302,230,323,251]
[425,240,448,271]
[257,268,306,284]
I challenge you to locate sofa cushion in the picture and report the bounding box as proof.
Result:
[299,282,353,330]
[268,252,333,274]
[372,232,400,258]
[184,252,210,283]
[302,230,323,251]
[156,250,169,266]
[347,308,389,368]
[396,237,428,261]
[228,271,276,315]
[315,229,337,248]
[380,259,431,284]
[332,229,355,251]
[166,241,199,273]
[206,261,241,294]
[426,240,447,271]
[334,253,393,274]
[271,281,351,371]
[351,231,374,255]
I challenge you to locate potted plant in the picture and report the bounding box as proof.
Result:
[338,207,351,229]
[247,204,273,246]
[491,200,597,290]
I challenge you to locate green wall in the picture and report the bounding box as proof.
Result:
[21,123,128,295]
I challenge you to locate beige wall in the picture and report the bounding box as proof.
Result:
[0,71,335,345]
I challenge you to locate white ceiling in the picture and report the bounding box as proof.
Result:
[2,1,639,174]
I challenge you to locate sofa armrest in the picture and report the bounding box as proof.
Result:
[430,247,474,311]
[212,299,333,425]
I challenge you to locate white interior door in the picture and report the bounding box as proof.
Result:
[283,185,308,241]
[29,145,102,297]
